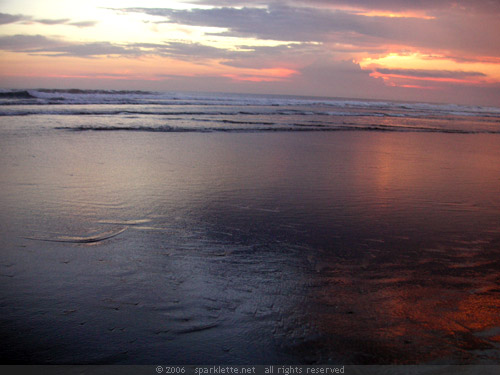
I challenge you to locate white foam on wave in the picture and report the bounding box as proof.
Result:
[1,89,498,116]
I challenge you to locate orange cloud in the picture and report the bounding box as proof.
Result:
[354,10,435,19]
[370,71,486,85]
[359,51,500,90]
[0,50,299,85]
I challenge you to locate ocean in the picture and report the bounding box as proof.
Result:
[1,89,500,134]
[0,89,500,364]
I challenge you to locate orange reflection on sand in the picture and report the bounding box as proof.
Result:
[287,134,500,363]
[301,256,500,363]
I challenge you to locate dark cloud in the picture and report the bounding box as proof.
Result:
[34,18,71,25]
[0,34,62,51]
[115,4,499,58]
[31,42,141,57]
[132,41,258,62]
[0,30,319,63]
[145,41,233,60]
[67,21,98,28]
[0,12,96,28]
[0,35,138,57]
[35,18,97,28]
[307,0,500,14]
[142,41,323,66]
[0,12,30,24]
[0,34,301,61]
[117,6,362,42]
[188,0,500,14]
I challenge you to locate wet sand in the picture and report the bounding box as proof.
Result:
[0,131,499,364]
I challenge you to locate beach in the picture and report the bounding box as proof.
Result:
[0,90,500,364]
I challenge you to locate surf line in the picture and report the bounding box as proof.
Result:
[23,227,127,244]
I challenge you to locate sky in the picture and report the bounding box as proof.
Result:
[1,0,500,105]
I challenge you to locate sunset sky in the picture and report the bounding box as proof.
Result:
[1,0,500,105]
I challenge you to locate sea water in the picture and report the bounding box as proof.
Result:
[1,89,500,364]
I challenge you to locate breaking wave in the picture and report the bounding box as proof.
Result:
[1,89,500,134]
[0,90,37,99]
[55,124,500,134]
[1,88,499,114]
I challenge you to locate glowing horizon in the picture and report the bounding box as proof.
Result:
[1,0,499,105]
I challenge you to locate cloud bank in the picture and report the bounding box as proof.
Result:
[0,12,97,28]
[1,0,499,105]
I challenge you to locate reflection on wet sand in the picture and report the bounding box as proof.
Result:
[290,236,500,364]
[1,131,500,364]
